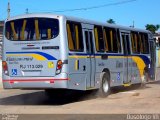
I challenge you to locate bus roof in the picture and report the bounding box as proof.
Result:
[6,13,151,34]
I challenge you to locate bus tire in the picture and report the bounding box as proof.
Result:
[144,71,149,82]
[141,71,149,88]
[97,72,111,97]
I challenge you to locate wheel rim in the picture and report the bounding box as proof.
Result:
[102,78,109,93]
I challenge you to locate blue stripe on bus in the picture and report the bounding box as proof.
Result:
[69,53,151,65]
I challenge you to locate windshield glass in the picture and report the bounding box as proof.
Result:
[5,18,59,41]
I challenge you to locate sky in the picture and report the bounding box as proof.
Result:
[0,0,159,31]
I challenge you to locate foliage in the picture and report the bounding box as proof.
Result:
[145,24,160,34]
[107,19,115,24]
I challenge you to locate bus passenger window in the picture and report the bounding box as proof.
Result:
[140,33,149,54]
[66,21,84,52]
[135,33,140,53]
[103,27,119,53]
[67,23,74,51]
[85,31,89,53]
[110,30,113,51]
[139,33,144,53]
[131,32,140,54]
[94,26,105,52]
[75,25,80,50]
[117,29,122,53]
[131,32,149,54]
[103,29,109,52]
[112,29,119,53]
[131,33,136,53]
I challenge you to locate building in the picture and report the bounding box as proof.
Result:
[154,32,160,48]
[0,21,4,42]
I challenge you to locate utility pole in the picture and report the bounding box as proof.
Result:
[26,8,29,14]
[130,21,135,28]
[7,1,10,18]
[132,21,135,28]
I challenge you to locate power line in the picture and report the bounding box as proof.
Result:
[52,0,137,12]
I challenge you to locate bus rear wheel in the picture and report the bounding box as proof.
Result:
[140,71,149,88]
[97,72,111,97]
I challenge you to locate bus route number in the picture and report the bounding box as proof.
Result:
[20,65,43,69]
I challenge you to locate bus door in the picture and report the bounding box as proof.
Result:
[121,32,132,84]
[83,29,96,89]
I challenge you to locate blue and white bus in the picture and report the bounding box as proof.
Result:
[2,13,156,97]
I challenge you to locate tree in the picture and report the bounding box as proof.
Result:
[145,24,160,34]
[107,19,115,24]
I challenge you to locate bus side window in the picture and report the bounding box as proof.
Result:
[117,29,122,53]
[112,29,119,53]
[103,27,119,53]
[67,23,74,51]
[103,29,109,52]
[141,33,149,54]
[94,25,105,52]
[131,31,140,54]
[139,33,144,53]
[135,33,138,53]
[131,33,135,53]
[103,27,111,52]
[67,21,84,52]
[136,32,150,54]
[110,30,113,52]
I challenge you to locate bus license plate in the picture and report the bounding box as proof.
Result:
[20,65,43,69]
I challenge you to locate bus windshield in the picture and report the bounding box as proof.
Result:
[5,18,59,41]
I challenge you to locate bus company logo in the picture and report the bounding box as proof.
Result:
[98,62,104,66]
[12,69,17,75]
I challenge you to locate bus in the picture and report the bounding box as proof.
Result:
[2,13,156,97]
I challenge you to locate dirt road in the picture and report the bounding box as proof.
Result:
[0,81,160,114]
